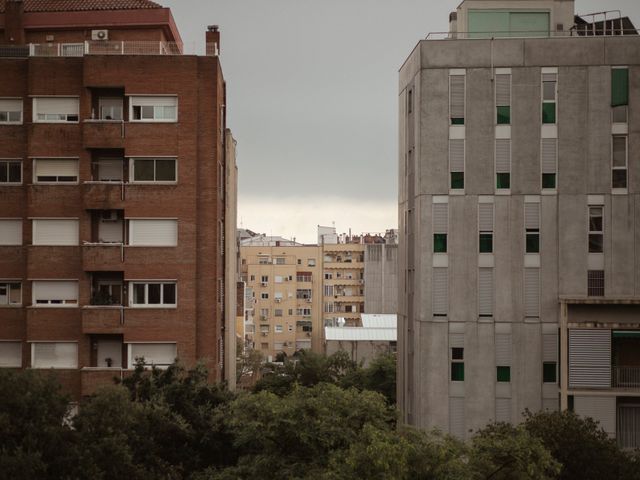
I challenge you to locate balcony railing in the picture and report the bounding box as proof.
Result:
[612,366,640,388]
[425,26,639,40]
[0,41,219,58]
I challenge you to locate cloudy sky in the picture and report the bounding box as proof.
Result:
[163,0,639,243]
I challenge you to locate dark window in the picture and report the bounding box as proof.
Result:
[434,233,447,253]
[496,172,510,189]
[451,172,464,189]
[479,233,493,253]
[148,284,161,304]
[496,106,510,124]
[497,366,511,382]
[451,363,465,381]
[542,102,556,124]
[543,362,557,383]
[451,347,464,360]
[542,173,556,189]
[611,68,629,107]
[526,232,540,253]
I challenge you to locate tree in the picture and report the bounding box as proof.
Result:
[523,409,640,480]
[340,352,396,404]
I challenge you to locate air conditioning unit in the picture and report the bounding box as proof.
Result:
[91,29,109,41]
[100,210,118,222]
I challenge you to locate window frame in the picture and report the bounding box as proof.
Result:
[611,135,628,191]
[541,72,557,125]
[588,206,604,253]
[129,95,178,123]
[129,157,177,184]
[99,97,124,121]
[0,281,22,306]
[128,281,177,308]
[32,158,79,185]
[0,159,22,184]
[450,347,464,382]
[32,280,78,308]
[0,98,23,125]
[32,97,79,124]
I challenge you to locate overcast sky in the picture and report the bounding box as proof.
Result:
[163,0,639,243]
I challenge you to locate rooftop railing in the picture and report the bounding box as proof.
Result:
[0,41,219,58]
[425,26,639,40]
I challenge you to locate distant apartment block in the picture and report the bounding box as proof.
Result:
[399,0,640,448]
[0,0,237,395]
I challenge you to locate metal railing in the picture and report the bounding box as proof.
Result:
[0,41,219,58]
[612,366,640,388]
[425,27,639,40]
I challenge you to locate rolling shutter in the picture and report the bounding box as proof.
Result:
[541,138,557,174]
[495,74,511,106]
[495,398,511,423]
[449,333,464,348]
[524,268,540,318]
[449,75,465,119]
[478,268,494,316]
[575,396,616,436]
[34,159,78,179]
[32,342,77,369]
[0,219,22,245]
[478,203,493,232]
[130,96,177,107]
[433,204,448,234]
[130,343,176,367]
[495,334,512,365]
[32,281,78,303]
[0,342,21,367]
[432,268,448,316]
[128,219,177,246]
[495,139,511,174]
[569,329,611,388]
[543,333,558,362]
[449,139,465,173]
[32,219,78,246]
[524,202,540,229]
[449,397,465,438]
[0,98,22,112]
[34,97,78,115]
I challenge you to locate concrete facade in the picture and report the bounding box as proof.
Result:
[398,0,640,445]
[364,242,398,314]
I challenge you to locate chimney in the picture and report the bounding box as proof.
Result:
[206,25,220,55]
[4,0,25,44]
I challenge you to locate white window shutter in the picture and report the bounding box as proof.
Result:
[524,268,540,317]
[432,268,448,316]
[449,75,465,119]
[0,342,21,367]
[34,97,78,115]
[32,281,78,302]
[449,397,465,438]
[568,329,611,388]
[32,342,78,368]
[0,99,22,111]
[35,159,78,178]
[449,139,465,173]
[432,204,448,234]
[128,219,177,246]
[495,398,511,423]
[541,138,557,174]
[32,219,79,246]
[130,343,176,367]
[478,268,494,316]
[0,219,22,245]
[543,333,558,362]
[449,334,464,348]
[130,96,177,107]
[495,74,511,106]
[524,203,540,229]
[495,334,512,365]
[478,204,494,232]
[495,139,511,174]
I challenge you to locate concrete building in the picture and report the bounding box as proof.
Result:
[0,0,236,396]
[364,230,398,314]
[398,0,640,447]
[325,313,396,366]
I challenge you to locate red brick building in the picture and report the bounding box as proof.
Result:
[0,0,237,397]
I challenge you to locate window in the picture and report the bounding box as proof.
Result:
[433,203,448,253]
[432,268,448,318]
[495,73,511,124]
[587,270,604,297]
[33,158,79,183]
[451,347,464,381]
[0,98,22,124]
[274,309,283,317]
[307,259,316,267]
[324,272,332,280]
[130,282,177,307]
[33,97,79,123]
[449,73,465,125]
[0,282,21,305]
[324,285,334,297]
[612,136,627,189]
[611,67,628,123]
[130,96,177,122]
[261,275,269,284]
[128,343,176,369]
[260,343,269,350]
[525,202,540,253]
[32,219,79,246]
[32,281,78,306]
[60,43,84,56]
[0,342,21,367]
[478,203,493,253]
[543,362,557,383]
[468,11,550,38]
[297,308,311,316]
[275,324,283,333]
[128,219,177,246]
[259,256,270,265]
[497,366,511,382]
[31,342,77,369]
[275,257,285,265]
[130,158,176,183]
[261,292,269,299]
[449,139,465,190]
[0,160,21,184]
[0,219,22,245]
[296,289,312,300]
[99,97,123,121]
[93,158,124,182]
[588,206,603,253]
[542,72,557,124]
[297,272,312,282]
[275,275,283,283]
[541,138,557,189]
[495,139,510,190]
[478,268,494,317]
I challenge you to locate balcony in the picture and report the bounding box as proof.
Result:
[82,243,123,271]
[83,121,125,149]
[80,368,123,396]
[82,307,124,334]
[0,41,219,58]
[83,182,125,210]
[333,295,364,303]
[612,366,640,389]
[324,261,364,269]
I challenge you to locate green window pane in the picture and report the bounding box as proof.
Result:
[542,173,556,189]
[497,366,511,382]
[479,233,493,253]
[526,233,540,253]
[468,11,509,39]
[611,68,629,107]
[451,117,464,125]
[509,12,550,37]
[451,363,464,381]
[542,103,556,124]
[134,159,155,181]
[497,106,510,124]
[451,172,464,189]
[543,362,557,383]
[434,233,447,253]
[496,172,510,189]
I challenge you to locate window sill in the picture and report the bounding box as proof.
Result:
[129,182,178,186]
[0,123,23,126]
[83,119,124,123]
[0,183,23,186]
[127,306,177,309]
[449,189,465,195]
[495,189,511,195]
[31,182,79,186]
[29,367,78,370]
[0,304,22,308]
[28,305,78,309]
[541,189,557,195]
[33,121,79,124]
[612,188,628,195]
[129,120,177,124]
